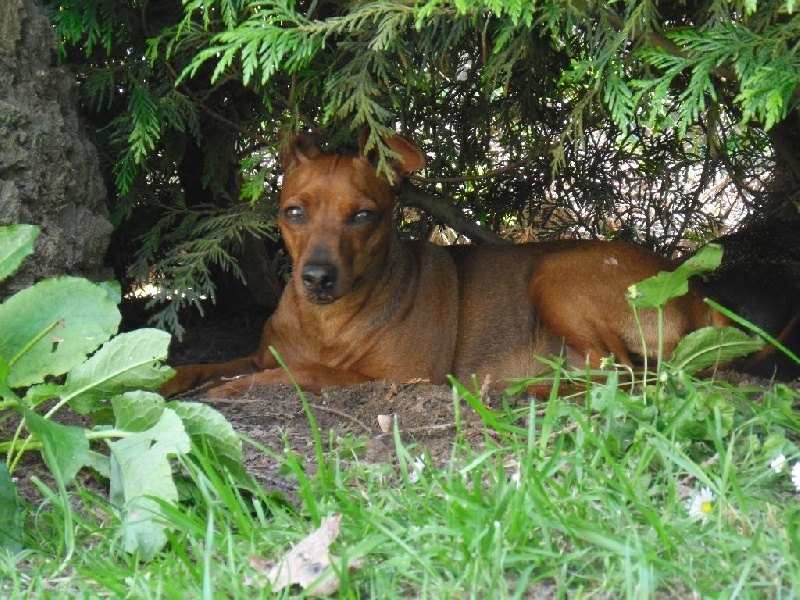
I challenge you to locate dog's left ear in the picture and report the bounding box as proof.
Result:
[280,131,323,172]
[359,129,425,180]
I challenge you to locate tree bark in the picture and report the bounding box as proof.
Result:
[0,0,112,297]
[400,183,510,245]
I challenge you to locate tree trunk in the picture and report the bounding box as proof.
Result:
[0,0,112,297]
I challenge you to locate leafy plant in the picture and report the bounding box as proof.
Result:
[0,224,244,560]
[621,244,766,440]
[626,243,765,378]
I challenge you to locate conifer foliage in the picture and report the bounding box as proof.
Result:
[47,0,800,332]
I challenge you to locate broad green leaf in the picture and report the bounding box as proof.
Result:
[62,329,174,414]
[109,408,190,560]
[676,244,724,277]
[0,463,22,555]
[170,401,244,470]
[670,326,765,374]
[24,409,91,484]
[0,355,15,401]
[0,224,39,282]
[21,408,84,559]
[111,390,166,432]
[97,280,123,304]
[0,277,121,387]
[627,244,724,310]
[84,450,111,479]
[627,269,690,309]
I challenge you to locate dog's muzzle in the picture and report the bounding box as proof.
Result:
[301,263,338,304]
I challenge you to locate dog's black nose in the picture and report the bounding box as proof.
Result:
[301,263,337,292]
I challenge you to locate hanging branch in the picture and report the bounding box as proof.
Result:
[400,184,510,245]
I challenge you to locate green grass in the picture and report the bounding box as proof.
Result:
[2,372,800,598]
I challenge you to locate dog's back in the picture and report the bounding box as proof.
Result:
[441,239,722,383]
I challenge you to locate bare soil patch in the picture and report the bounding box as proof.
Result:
[166,307,493,497]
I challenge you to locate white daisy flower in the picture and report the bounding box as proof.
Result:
[770,454,787,473]
[792,462,800,493]
[687,487,715,523]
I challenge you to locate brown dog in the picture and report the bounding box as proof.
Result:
[161,132,726,397]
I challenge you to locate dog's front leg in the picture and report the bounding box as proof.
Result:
[206,364,373,397]
[160,356,261,397]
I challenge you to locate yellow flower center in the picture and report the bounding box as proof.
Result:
[701,501,713,515]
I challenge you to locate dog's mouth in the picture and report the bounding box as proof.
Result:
[304,290,338,305]
[306,294,336,304]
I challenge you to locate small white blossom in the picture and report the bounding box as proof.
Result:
[408,455,426,484]
[792,462,800,493]
[770,454,787,474]
[687,487,715,523]
[506,459,522,488]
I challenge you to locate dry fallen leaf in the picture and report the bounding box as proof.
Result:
[479,374,493,402]
[377,414,393,434]
[247,514,352,596]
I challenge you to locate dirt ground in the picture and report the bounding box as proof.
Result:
[165,309,493,498]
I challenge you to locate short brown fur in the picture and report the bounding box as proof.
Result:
[161,133,726,397]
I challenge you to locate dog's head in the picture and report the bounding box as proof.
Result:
[278,131,425,304]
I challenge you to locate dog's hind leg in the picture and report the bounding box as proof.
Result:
[528,275,637,371]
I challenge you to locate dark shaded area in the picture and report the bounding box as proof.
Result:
[697,218,800,381]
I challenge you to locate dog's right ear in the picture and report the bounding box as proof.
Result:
[382,134,426,175]
[358,128,426,182]
[280,131,322,172]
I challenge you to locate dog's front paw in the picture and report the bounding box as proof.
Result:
[206,375,253,398]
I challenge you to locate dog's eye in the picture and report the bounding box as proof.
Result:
[283,206,307,223]
[349,210,378,226]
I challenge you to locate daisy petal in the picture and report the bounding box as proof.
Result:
[688,487,715,523]
[770,454,787,473]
